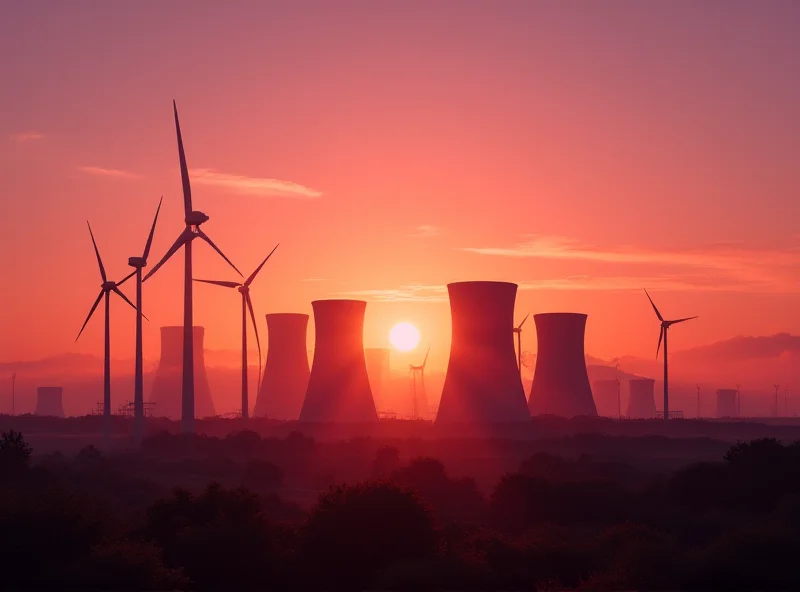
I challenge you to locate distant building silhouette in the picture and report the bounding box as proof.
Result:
[528,313,598,417]
[627,378,657,419]
[592,379,620,417]
[300,300,378,423]
[149,326,215,420]
[254,313,310,420]
[716,388,739,418]
[365,348,391,410]
[436,281,531,424]
[35,387,65,417]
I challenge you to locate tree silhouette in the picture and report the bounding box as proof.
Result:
[0,430,32,481]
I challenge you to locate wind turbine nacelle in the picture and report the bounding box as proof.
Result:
[128,256,146,268]
[101,281,117,290]
[186,211,209,226]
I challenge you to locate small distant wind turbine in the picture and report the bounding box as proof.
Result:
[774,384,780,417]
[644,289,697,421]
[194,244,279,421]
[409,346,430,420]
[615,362,622,419]
[513,314,529,379]
[143,101,242,434]
[736,384,742,417]
[127,197,162,444]
[76,222,143,440]
[696,384,701,419]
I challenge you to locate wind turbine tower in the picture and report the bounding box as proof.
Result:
[736,384,742,417]
[194,244,279,421]
[409,346,430,420]
[696,385,701,419]
[11,372,15,416]
[774,384,780,417]
[513,314,529,380]
[144,101,242,434]
[644,289,697,421]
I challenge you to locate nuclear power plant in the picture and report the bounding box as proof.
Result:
[364,347,391,410]
[592,379,620,417]
[299,300,378,423]
[150,326,215,420]
[528,313,598,418]
[716,389,739,418]
[436,281,531,424]
[254,313,310,420]
[35,387,65,417]
[627,378,657,419]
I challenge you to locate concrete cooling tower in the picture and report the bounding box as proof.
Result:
[254,313,310,420]
[592,379,620,418]
[365,347,391,410]
[436,281,531,424]
[150,326,215,420]
[299,300,378,423]
[528,313,598,418]
[716,389,738,418]
[35,387,65,417]
[627,378,657,419]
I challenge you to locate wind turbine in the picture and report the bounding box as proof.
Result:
[644,289,697,421]
[736,384,742,417]
[126,197,163,444]
[513,314,529,379]
[696,384,701,418]
[143,101,242,434]
[774,384,780,417]
[409,346,430,420]
[194,244,279,421]
[76,222,141,441]
[615,362,622,419]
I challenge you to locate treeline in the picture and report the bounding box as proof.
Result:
[2,431,800,590]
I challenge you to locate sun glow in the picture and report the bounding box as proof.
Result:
[389,322,420,352]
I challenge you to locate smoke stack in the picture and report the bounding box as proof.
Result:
[627,378,657,419]
[365,348,391,410]
[150,326,215,420]
[36,387,65,417]
[254,313,310,420]
[436,281,530,424]
[716,389,738,418]
[528,313,598,417]
[592,380,620,417]
[300,300,378,422]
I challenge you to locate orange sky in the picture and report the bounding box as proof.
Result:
[2,1,799,373]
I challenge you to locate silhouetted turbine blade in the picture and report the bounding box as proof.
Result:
[143,196,163,260]
[112,285,143,318]
[244,243,280,287]
[193,279,241,289]
[76,291,104,342]
[518,313,529,330]
[245,293,262,393]
[644,289,664,322]
[87,221,107,282]
[422,346,431,368]
[195,229,243,277]
[669,316,698,325]
[117,270,137,286]
[656,326,664,360]
[143,230,191,282]
[173,100,192,218]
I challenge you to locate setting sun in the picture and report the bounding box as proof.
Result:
[389,322,420,352]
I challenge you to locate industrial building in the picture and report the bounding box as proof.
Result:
[716,389,739,418]
[254,313,310,420]
[592,379,620,418]
[35,387,65,417]
[627,378,657,419]
[299,300,378,422]
[365,347,391,411]
[436,281,531,424]
[528,313,598,417]
[149,326,215,420]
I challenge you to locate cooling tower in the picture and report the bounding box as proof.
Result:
[592,379,620,418]
[35,387,65,417]
[254,313,310,420]
[436,281,531,424]
[150,326,215,420]
[365,347,391,410]
[299,300,378,422]
[528,313,598,417]
[716,389,739,418]
[627,378,657,419]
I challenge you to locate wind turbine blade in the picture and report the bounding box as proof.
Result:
[422,346,430,369]
[244,243,280,287]
[245,293,262,393]
[87,221,107,282]
[518,313,529,330]
[75,291,104,342]
[193,279,241,288]
[143,196,163,260]
[117,270,136,287]
[195,229,243,277]
[112,286,148,320]
[656,326,664,360]
[644,289,664,322]
[143,230,190,282]
[670,316,699,325]
[173,100,192,217]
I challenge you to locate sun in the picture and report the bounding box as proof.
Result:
[389,322,420,352]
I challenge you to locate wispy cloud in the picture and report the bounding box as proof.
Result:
[77,166,142,179]
[337,284,448,302]
[10,131,45,143]
[190,168,322,199]
[411,225,442,238]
